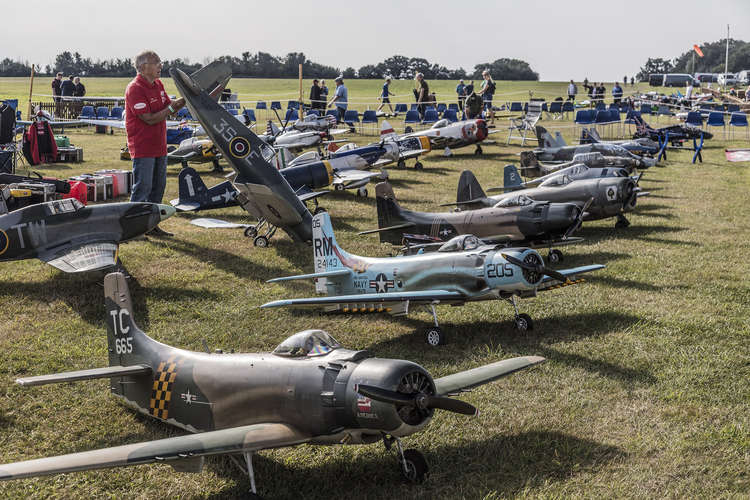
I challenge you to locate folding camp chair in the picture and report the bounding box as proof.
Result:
[507,101,542,145]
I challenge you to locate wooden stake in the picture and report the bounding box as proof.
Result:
[299,63,303,119]
[27,64,36,120]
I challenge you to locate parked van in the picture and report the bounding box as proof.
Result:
[694,73,718,83]
[736,70,750,85]
[664,74,696,87]
[717,73,737,86]
[648,74,664,86]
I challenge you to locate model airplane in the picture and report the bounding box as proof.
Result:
[631,114,712,145]
[263,212,605,343]
[259,119,347,153]
[530,126,656,168]
[577,127,659,155]
[171,64,314,247]
[401,118,496,155]
[519,151,642,179]
[453,168,647,229]
[0,272,545,495]
[360,181,584,262]
[166,137,222,171]
[0,198,174,272]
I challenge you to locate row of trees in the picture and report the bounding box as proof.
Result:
[0,52,539,81]
[636,39,750,81]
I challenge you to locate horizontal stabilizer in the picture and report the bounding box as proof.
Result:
[434,356,545,395]
[358,222,416,235]
[267,269,352,283]
[439,198,486,207]
[190,218,250,229]
[298,191,329,202]
[170,200,201,212]
[16,364,152,387]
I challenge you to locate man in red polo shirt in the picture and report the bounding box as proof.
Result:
[125,50,185,236]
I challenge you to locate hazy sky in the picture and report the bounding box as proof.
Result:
[4,1,749,81]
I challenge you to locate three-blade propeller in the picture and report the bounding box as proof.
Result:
[356,384,478,416]
[502,253,569,283]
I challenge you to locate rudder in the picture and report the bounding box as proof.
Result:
[375,182,407,245]
[177,167,209,203]
[503,165,523,192]
[456,170,486,203]
[104,273,157,369]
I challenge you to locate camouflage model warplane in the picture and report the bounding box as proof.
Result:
[631,113,712,145]
[529,126,656,169]
[171,65,314,247]
[452,168,646,229]
[166,136,222,171]
[263,212,605,344]
[359,181,584,262]
[0,198,174,272]
[0,272,545,494]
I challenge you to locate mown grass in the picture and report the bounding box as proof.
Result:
[0,77,748,499]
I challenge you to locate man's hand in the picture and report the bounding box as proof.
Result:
[172,97,186,111]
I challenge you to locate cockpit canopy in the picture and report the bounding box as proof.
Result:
[45,198,84,215]
[432,119,449,129]
[493,194,534,208]
[539,174,573,187]
[437,234,481,252]
[273,330,341,357]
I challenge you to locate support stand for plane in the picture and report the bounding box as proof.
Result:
[424,303,446,346]
[615,214,630,229]
[508,296,533,331]
[383,434,428,483]
[244,218,277,247]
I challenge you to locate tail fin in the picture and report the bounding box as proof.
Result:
[189,60,231,101]
[503,165,523,192]
[554,131,567,147]
[456,170,487,203]
[375,182,407,245]
[104,273,159,368]
[312,212,362,292]
[380,120,396,139]
[535,126,556,148]
[177,167,209,204]
[267,120,281,136]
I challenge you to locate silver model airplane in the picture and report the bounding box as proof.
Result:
[0,272,545,495]
[263,212,605,344]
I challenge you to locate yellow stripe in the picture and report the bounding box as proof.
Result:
[323,160,334,186]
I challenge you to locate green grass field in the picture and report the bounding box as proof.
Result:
[0,77,748,499]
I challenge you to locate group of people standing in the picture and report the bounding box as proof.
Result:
[568,79,626,105]
[310,77,351,123]
[456,70,496,121]
[51,72,86,116]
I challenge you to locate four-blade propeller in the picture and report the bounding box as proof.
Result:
[356,384,478,416]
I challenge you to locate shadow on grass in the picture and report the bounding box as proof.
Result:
[593,275,688,293]
[580,224,699,246]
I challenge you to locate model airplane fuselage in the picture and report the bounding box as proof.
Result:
[404,118,490,152]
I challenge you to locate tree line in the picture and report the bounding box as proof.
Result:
[636,38,750,81]
[0,52,539,81]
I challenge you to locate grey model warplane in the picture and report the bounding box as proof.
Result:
[518,151,642,179]
[263,212,604,344]
[452,168,646,229]
[359,181,583,262]
[0,272,545,495]
[171,64,314,247]
[0,198,174,272]
[507,159,642,191]
[259,118,347,153]
[577,127,659,155]
[529,126,656,169]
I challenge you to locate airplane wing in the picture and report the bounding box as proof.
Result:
[334,170,386,188]
[39,242,119,273]
[297,190,328,202]
[433,356,546,395]
[538,264,605,291]
[0,423,309,481]
[190,218,250,229]
[261,289,466,309]
[234,183,304,225]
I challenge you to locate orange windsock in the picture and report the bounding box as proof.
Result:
[693,45,704,57]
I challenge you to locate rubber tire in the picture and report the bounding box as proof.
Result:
[424,327,445,346]
[401,449,428,483]
[548,249,563,264]
[253,235,269,247]
[334,183,345,191]
[514,313,533,331]
[404,126,413,134]
[397,159,406,169]
[414,161,423,170]
[244,226,258,239]
[475,146,483,155]
[357,187,368,198]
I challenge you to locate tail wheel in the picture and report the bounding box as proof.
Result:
[424,327,445,346]
[548,249,563,263]
[414,161,424,170]
[244,226,258,238]
[401,449,428,483]
[514,313,533,331]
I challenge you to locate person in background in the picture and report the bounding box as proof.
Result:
[52,72,63,116]
[415,73,429,119]
[327,76,348,125]
[477,70,496,122]
[456,79,466,111]
[596,82,606,104]
[612,81,623,105]
[125,50,186,237]
[567,79,577,101]
[309,79,323,111]
[377,77,394,115]
[320,80,329,106]
[73,77,86,97]
[60,75,75,98]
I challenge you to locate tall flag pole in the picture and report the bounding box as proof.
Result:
[724,24,730,90]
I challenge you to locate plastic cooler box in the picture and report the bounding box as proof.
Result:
[63,181,87,205]
[95,169,131,196]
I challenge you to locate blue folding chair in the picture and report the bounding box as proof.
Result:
[448,103,459,112]
[422,108,439,124]
[343,109,359,130]
[443,109,458,122]
[284,109,298,121]
[394,103,407,113]
[640,103,654,115]
[287,100,299,110]
[705,111,725,138]
[270,101,282,110]
[575,109,596,125]
[410,104,418,111]
[361,110,378,133]
[404,110,420,124]
[562,101,574,118]
[80,105,95,119]
[96,106,109,119]
[256,101,267,110]
[109,106,123,120]
[727,104,740,113]
[595,101,606,111]
[548,101,563,119]
[306,109,320,117]
[436,103,447,114]
[242,108,256,123]
[509,102,523,113]
[729,112,748,139]
[685,111,703,128]
[325,109,339,123]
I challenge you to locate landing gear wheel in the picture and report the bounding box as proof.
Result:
[401,449,428,483]
[253,235,269,247]
[212,159,224,173]
[513,313,533,331]
[357,187,368,197]
[414,161,424,170]
[474,145,483,155]
[244,226,258,238]
[424,327,445,346]
[404,126,413,134]
[334,183,345,191]
[397,159,406,169]
[313,206,327,215]
[548,249,563,264]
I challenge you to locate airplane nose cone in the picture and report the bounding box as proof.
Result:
[158,204,177,221]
